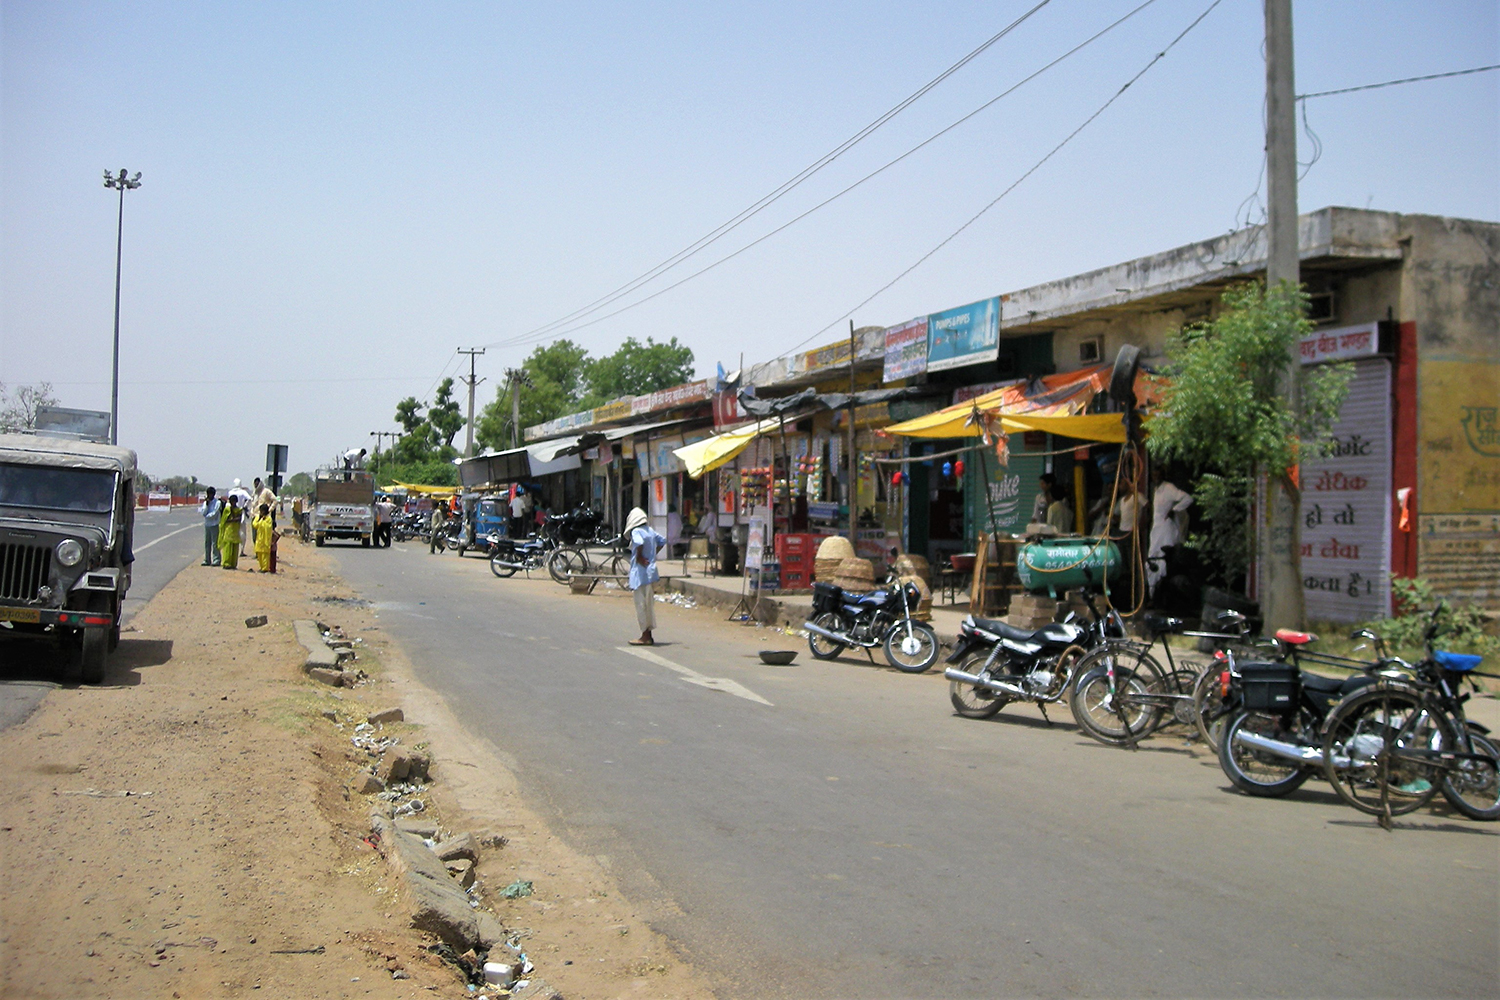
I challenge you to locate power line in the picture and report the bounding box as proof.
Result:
[1298,64,1499,101]
[485,0,1164,352]
[479,0,1054,350]
[787,0,1226,354]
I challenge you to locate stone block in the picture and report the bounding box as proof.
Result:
[367,707,404,725]
[405,751,431,781]
[350,772,384,795]
[394,818,438,838]
[379,753,411,784]
[432,831,476,862]
[370,814,488,950]
[245,615,268,628]
[445,858,476,889]
[308,667,344,686]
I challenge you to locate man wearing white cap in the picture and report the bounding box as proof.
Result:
[625,506,666,646]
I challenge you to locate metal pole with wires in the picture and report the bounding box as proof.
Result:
[103,168,142,446]
[505,367,534,450]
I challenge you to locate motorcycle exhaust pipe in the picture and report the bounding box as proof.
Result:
[943,668,1027,699]
[804,620,857,647]
[491,559,526,571]
[1232,729,1349,769]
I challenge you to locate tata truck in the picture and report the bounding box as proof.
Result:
[311,467,376,547]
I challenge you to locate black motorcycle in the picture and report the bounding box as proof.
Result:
[546,504,612,546]
[804,578,940,673]
[944,585,1126,722]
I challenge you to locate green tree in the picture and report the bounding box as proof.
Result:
[1146,282,1351,588]
[428,378,465,450]
[476,340,590,451]
[580,336,694,408]
[285,471,315,497]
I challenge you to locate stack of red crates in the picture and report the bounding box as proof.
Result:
[775,533,819,590]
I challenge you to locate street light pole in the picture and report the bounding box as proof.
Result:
[103,168,142,446]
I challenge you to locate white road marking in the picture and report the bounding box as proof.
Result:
[133,523,198,552]
[616,646,772,706]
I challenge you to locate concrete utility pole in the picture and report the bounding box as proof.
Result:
[846,320,857,541]
[505,367,534,451]
[103,168,142,446]
[457,348,486,457]
[1261,0,1304,629]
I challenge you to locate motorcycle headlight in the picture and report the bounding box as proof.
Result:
[56,539,85,568]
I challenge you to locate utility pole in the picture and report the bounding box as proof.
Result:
[504,367,534,450]
[103,168,142,446]
[1261,0,1303,629]
[369,430,399,463]
[457,347,486,457]
[846,320,857,541]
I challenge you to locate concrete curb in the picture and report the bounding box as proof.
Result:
[370,812,507,950]
[293,619,339,670]
[665,578,812,629]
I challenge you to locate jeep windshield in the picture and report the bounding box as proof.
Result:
[0,463,116,513]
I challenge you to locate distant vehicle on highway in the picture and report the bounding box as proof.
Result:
[0,431,137,683]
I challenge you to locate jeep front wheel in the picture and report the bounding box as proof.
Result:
[79,627,109,684]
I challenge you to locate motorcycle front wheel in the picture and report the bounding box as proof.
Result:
[1442,729,1500,822]
[949,652,1008,719]
[882,620,939,673]
[1219,709,1312,797]
[806,612,846,661]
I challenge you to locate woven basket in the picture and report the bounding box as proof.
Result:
[898,574,932,621]
[892,553,931,584]
[834,557,876,592]
[813,556,843,582]
[816,535,855,561]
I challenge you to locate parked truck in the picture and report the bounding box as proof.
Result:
[0,431,136,683]
[311,467,376,547]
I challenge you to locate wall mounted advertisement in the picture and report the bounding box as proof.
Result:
[926,297,999,373]
[882,317,929,382]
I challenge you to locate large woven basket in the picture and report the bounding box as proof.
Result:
[898,574,932,621]
[892,553,931,585]
[814,535,856,584]
[834,557,876,592]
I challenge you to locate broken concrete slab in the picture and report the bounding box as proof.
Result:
[513,978,561,1000]
[445,858,476,889]
[350,773,384,795]
[432,832,477,863]
[379,753,411,784]
[405,751,431,781]
[293,619,340,671]
[367,707,404,725]
[307,666,344,686]
[371,813,501,951]
[393,818,438,838]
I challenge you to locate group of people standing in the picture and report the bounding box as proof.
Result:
[197,477,279,573]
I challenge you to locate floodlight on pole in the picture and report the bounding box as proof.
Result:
[103,168,142,446]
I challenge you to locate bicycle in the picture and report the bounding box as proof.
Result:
[1321,604,1499,825]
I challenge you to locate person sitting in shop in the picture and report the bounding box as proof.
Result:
[1045,484,1075,535]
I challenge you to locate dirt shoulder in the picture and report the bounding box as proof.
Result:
[0,539,713,1000]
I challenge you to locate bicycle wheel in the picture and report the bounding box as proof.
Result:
[1218,710,1311,797]
[882,620,939,673]
[1441,728,1500,822]
[1068,646,1165,746]
[1322,685,1446,818]
[1192,664,1232,754]
[608,551,632,578]
[547,546,590,584]
[948,652,1009,719]
[806,612,846,661]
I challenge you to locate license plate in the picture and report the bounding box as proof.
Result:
[0,607,41,623]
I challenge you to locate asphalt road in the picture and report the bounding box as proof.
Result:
[330,542,1498,999]
[0,506,204,730]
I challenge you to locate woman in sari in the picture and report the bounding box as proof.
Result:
[219,495,242,570]
[252,504,275,572]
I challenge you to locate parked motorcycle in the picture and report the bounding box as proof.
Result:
[944,584,1126,722]
[804,577,940,673]
[545,504,612,546]
[489,532,582,583]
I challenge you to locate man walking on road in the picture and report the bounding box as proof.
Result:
[429,504,447,555]
[625,506,666,646]
[198,487,222,566]
[375,496,395,548]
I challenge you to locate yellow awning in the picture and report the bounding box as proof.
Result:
[884,408,1127,443]
[672,419,777,479]
[388,480,459,495]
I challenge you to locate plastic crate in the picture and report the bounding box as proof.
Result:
[781,569,810,589]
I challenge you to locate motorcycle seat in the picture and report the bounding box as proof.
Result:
[1275,628,1318,645]
[1144,613,1186,635]
[1299,672,1344,693]
[972,616,1054,643]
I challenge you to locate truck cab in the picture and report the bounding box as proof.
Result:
[0,433,136,683]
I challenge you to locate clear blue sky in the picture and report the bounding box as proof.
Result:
[2,0,1495,485]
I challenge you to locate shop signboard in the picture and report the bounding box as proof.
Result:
[631,380,714,417]
[882,317,929,382]
[1298,321,1385,365]
[965,452,1044,540]
[1299,358,1392,621]
[927,297,999,373]
[644,434,685,477]
[592,398,635,423]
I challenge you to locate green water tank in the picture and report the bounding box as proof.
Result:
[1016,537,1122,596]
